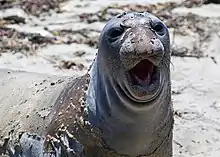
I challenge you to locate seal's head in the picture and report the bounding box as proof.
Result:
[97,12,170,104]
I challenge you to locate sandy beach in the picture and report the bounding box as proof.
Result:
[0,0,220,156]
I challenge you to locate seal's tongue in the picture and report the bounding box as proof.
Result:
[130,59,154,85]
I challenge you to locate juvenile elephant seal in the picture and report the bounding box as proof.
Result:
[86,12,173,156]
[0,12,173,157]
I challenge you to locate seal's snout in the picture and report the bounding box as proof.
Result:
[120,26,164,86]
[118,22,167,93]
[121,26,164,59]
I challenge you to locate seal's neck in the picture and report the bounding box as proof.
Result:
[86,58,173,156]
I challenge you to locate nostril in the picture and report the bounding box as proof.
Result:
[150,39,155,44]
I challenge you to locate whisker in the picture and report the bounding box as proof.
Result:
[163,60,170,71]
[162,56,175,71]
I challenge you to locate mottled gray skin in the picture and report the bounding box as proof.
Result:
[0,12,173,157]
[87,12,173,156]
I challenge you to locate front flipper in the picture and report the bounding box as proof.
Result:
[0,131,85,157]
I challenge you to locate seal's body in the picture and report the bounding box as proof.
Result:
[87,12,173,156]
[0,12,173,157]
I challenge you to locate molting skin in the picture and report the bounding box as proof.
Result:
[87,12,173,156]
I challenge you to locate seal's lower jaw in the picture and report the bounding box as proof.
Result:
[127,59,160,93]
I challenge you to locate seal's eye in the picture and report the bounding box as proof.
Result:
[108,28,124,43]
[151,22,165,36]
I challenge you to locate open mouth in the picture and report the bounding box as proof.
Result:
[129,59,158,86]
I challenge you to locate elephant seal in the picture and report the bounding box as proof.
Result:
[85,12,173,156]
[0,12,173,157]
